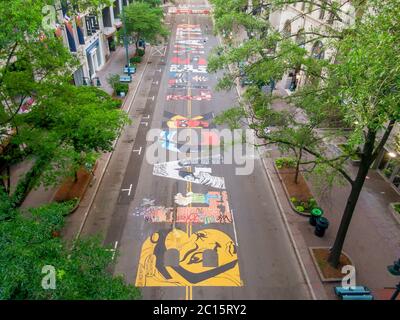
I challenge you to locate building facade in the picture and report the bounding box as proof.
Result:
[56,0,134,86]
[268,1,355,92]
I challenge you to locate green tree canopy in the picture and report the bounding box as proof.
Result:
[0,1,129,209]
[0,200,141,299]
[121,1,168,49]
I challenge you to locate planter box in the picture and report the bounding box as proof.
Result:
[389,203,400,225]
[53,162,98,210]
[273,163,311,217]
[309,247,354,283]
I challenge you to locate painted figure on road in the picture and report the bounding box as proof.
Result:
[163,111,214,129]
[135,228,241,287]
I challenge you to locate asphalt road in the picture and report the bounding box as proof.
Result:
[81,0,311,300]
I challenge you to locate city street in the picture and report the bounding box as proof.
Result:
[79,0,311,300]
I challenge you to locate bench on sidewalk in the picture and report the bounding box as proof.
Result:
[342,294,374,300]
[123,66,136,74]
[334,286,374,300]
[119,75,132,83]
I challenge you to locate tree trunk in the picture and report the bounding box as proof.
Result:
[294,148,303,184]
[327,154,371,268]
[6,165,10,194]
[135,34,140,51]
[327,121,394,267]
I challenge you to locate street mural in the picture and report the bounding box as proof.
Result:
[175,191,232,224]
[153,158,226,189]
[174,47,205,55]
[169,7,211,15]
[169,84,208,90]
[133,192,231,224]
[170,64,208,74]
[168,75,208,84]
[166,91,212,101]
[163,111,215,129]
[171,56,207,65]
[135,228,241,287]
[135,19,242,291]
[159,130,220,153]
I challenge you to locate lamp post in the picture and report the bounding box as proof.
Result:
[387,258,400,300]
[121,2,131,79]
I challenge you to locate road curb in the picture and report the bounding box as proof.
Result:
[260,156,317,300]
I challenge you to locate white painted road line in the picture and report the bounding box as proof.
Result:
[132,146,143,155]
[230,209,239,247]
[121,184,133,196]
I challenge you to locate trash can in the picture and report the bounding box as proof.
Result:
[315,217,329,237]
[309,207,323,226]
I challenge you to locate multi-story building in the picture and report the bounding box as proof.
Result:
[55,0,135,86]
[268,1,355,92]
[269,1,400,193]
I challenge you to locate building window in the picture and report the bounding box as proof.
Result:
[308,1,314,13]
[327,12,335,24]
[319,1,327,20]
[85,14,99,36]
[311,40,325,60]
[282,20,292,38]
[296,29,305,47]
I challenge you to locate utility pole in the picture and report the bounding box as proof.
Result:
[121,1,131,78]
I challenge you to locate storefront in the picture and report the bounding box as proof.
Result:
[86,40,102,78]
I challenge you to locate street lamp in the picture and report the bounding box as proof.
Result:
[121,3,131,79]
[387,258,400,300]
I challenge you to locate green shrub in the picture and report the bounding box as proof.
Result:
[290,196,319,213]
[308,198,317,209]
[115,83,129,95]
[109,98,122,108]
[137,48,145,57]
[130,56,142,64]
[275,157,296,169]
[107,74,120,91]
[394,204,400,214]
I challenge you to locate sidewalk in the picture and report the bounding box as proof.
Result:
[96,45,138,95]
[263,93,400,299]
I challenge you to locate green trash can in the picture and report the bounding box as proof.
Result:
[310,207,323,226]
[315,217,329,237]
